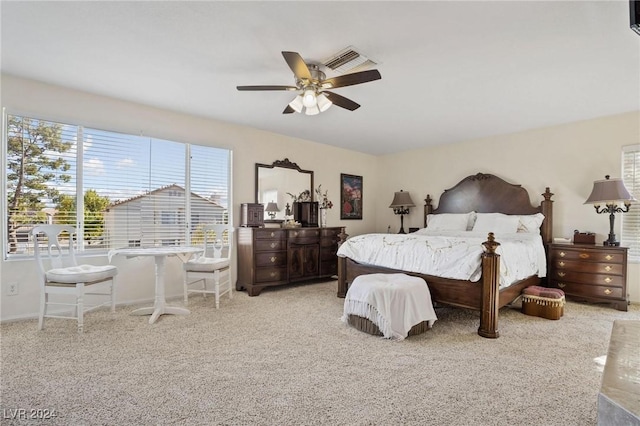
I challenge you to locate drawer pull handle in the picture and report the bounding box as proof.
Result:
[557,272,566,277]
[579,253,590,259]
[270,232,275,238]
[558,283,566,288]
[558,261,565,267]
[270,272,276,278]
[270,242,277,248]
[604,277,612,284]
[293,231,298,237]
[604,288,612,295]
[605,255,613,261]
[559,252,566,257]
[604,265,612,272]
[270,256,276,263]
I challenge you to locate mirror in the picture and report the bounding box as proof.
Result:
[256,158,314,221]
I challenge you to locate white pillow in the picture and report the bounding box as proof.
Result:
[516,213,545,233]
[426,212,475,231]
[472,213,519,234]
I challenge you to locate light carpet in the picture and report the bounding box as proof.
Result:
[1,280,638,426]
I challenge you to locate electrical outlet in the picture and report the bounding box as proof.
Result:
[7,282,19,296]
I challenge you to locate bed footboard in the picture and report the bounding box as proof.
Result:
[337,233,507,339]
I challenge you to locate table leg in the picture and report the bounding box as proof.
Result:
[131,255,190,324]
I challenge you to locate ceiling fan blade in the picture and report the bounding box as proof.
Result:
[321,69,382,89]
[236,85,297,91]
[323,91,360,111]
[282,51,312,80]
[283,105,295,114]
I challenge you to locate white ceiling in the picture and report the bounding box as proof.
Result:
[1,1,638,155]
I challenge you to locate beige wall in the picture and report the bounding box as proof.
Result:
[376,111,640,303]
[0,75,379,320]
[1,74,637,321]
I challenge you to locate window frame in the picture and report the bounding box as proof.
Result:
[621,143,640,263]
[2,108,232,261]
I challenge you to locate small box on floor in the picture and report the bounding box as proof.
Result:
[521,286,565,320]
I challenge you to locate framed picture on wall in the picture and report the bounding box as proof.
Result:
[340,174,363,220]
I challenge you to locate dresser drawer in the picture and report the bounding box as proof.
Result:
[551,280,624,300]
[255,252,287,267]
[552,260,624,275]
[288,228,321,240]
[551,248,624,264]
[550,269,624,287]
[254,229,286,240]
[321,228,341,238]
[255,266,287,283]
[255,239,286,252]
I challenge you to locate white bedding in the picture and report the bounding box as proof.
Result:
[336,230,547,288]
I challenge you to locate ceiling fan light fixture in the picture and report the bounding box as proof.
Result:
[305,105,320,116]
[289,95,303,113]
[316,93,332,112]
[302,89,317,108]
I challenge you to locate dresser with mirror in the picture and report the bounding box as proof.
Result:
[237,158,346,296]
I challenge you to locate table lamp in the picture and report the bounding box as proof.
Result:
[265,202,280,220]
[389,190,415,234]
[584,175,636,246]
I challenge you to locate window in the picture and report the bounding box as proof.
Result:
[621,144,640,262]
[4,112,231,258]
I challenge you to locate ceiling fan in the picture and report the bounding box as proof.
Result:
[236,51,382,115]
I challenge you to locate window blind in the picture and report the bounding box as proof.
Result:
[621,144,640,261]
[4,113,231,258]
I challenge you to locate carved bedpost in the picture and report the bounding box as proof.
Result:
[336,227,349,298]
[337,256,347,298]
[424,194,433,228]
[479,233,500,338]
[541,187,554,244]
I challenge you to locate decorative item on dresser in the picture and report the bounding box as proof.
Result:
[237,226,347,296]
[240,203,264,227]
[547,243,628,311]
[264,202,280,220]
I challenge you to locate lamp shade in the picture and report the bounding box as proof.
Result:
[302,89,317,108]
[316,93,332,112]
[304,105,320,116]
[389,190,416,208]
[265,202,280,213]
[288,95,303,113]
[584,175,636,205]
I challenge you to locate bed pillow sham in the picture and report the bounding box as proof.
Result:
[426,212,476,231]
[516,213,545,233]
[472,213,519,234]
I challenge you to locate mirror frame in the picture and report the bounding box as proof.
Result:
[255,158,314,205]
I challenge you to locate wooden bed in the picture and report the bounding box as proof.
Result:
[337,172,554,338]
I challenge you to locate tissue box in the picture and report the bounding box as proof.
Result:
[573,232,595,244]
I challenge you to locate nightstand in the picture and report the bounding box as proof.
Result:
[547,243,628,311]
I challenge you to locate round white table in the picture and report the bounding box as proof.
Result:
[109,246,202,324]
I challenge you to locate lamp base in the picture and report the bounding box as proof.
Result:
[603,240,620,247]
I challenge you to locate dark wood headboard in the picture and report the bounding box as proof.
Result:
[423,173,554,243]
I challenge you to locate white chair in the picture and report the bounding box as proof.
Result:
[183,224,234,309]
[31,225,118,333]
